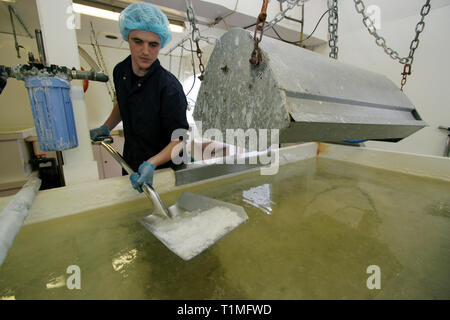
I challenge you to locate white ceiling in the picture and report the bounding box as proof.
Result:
[1,0,448,58]
[0,0,327,59]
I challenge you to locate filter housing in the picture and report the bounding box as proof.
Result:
[24,76,78,151]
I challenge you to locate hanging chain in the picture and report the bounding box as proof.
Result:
[264,0,309,32]
[249,0,269,66]
[400,0,431,90]
[186,0,206,80]
[327,0,338,59]
[251,0,309,65]
[353,0,431,90]
[89,22,116,102]
[194,40,205,80]
[400,63,411,90]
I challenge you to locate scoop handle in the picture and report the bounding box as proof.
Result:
[91,137,171,218]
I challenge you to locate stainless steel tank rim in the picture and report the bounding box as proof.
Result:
[285,91,413,112]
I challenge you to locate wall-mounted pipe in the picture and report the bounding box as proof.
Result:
[35,29,47,66]
[0,174,41,267]
[0,64,109,83]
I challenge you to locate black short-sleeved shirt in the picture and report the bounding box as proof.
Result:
[113,56,189,172]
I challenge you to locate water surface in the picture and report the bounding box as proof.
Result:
[1,158,449,299]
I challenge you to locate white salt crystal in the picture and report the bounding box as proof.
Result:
[142,206,245,260]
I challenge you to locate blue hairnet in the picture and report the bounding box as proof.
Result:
[119,2,172,48]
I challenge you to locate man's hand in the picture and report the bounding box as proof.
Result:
[130,161,155,193]
[90,125,110,141]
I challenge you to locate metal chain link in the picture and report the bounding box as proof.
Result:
[186,0,201,42]
[250,0,269,66]
[400,0,431,90]
[264,0,309,32]
[185,0,206,80]
[194,39,205,81]
[327,0,338,59]
[353,0,431,90]
[249,0,308,66]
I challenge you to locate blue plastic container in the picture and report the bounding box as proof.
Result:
[24,77,78,151]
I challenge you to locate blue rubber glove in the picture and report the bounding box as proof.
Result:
[130,173,141,192]
[90,125,110,141]
[130,161,155,193]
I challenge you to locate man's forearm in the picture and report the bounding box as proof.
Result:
[104,101,121,131]
[147,140,184,168]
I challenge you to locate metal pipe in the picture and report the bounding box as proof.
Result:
[0,64,109,82]
[300,5,304,43]
[56,151,66,187]
[8,5,21,58]
[35,29,47,66]
[0,174,41,267]
[70,69,109,82]
[8,5,33,38]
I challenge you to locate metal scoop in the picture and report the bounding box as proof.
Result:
[92,137,248,260]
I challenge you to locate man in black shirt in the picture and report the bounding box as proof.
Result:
[90,2,189,192]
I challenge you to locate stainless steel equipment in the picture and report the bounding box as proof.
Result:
[92,137,248,261]
[193,28,427,146]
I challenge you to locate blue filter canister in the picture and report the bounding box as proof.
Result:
[24,76,78,151]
